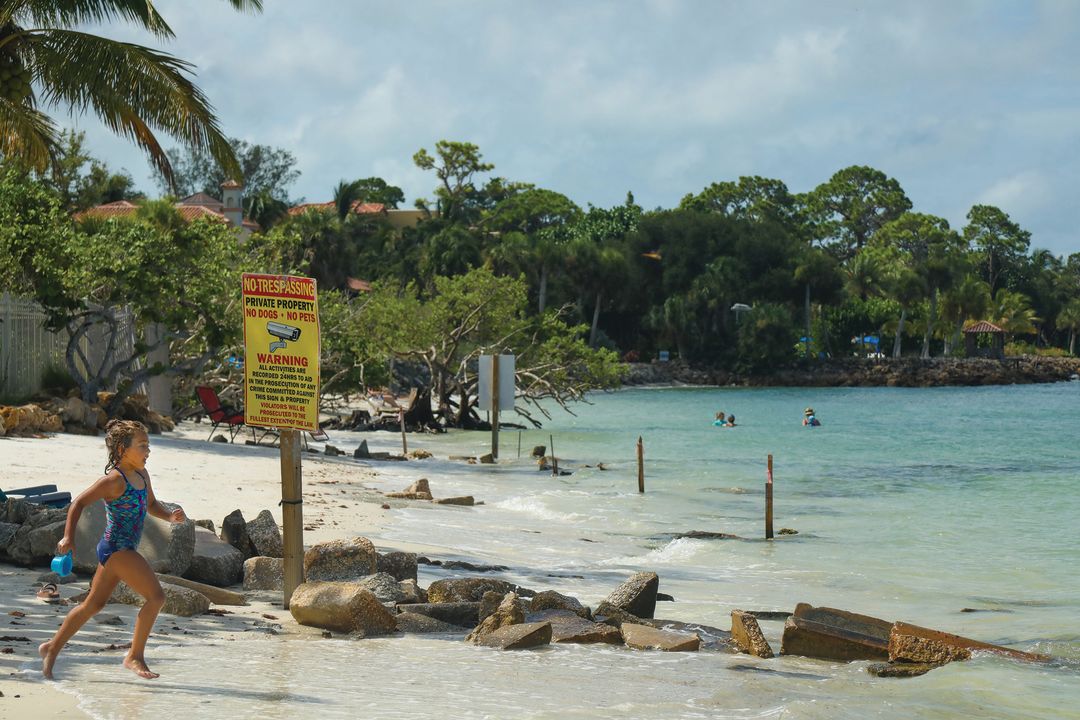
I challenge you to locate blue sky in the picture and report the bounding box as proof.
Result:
[72,1,1079,256]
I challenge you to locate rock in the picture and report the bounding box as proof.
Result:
[243,556,284,591]
[246,510,283,558]
[779,604,891,662]
[476,621,552,649]
[407,449,433,460]
[867,662,944,678]
[0,521,19,557]
[395,602,480,628]
[621,623,700,651]
[376,550,418,582]
[478,590,504,624]
[353,440,370,458]
[28,520,66,560]
[478,453,495,464]
[212,434,229,443]
[731,610,774,658]
[888,621,1049,664]
[530,445,546,458]
[529,590,590,619]
[324,444,343,456]
[527,609,622,644]
[404,478,430,495]
[220,509,256,558]
[395,612,467,633]
[397,579,426,604]
[593,601,644,628]
[157,573,246,606]
[604,571,659,619]
[304,536,378,582]
[466,592,526,643]
[356,572,408,604]
[435,496,475,506]
[288,581,397,635]
[71,500,194,575]
[108,581,210,617]
[428,577,528,603]
[194,519,216,533]
[183,527,244,587]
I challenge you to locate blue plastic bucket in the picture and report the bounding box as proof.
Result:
[51,552,72,577]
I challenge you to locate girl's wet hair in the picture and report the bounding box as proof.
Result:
[104,419,148,471]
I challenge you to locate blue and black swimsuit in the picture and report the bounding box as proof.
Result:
[95,468,148,565]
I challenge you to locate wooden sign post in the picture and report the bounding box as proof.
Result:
[491,354,500,459]
[279,429,303,605]
[637,436,645,493]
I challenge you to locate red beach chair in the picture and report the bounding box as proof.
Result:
[194,386,248,442]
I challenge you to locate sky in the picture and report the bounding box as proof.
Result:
[70,0,1080,256]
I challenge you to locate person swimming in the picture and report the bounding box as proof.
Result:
[803,407,821,426]
[713,411,726,427]
[724,414,736,427]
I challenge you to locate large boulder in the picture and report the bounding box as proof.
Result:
[108,581,210,617]
[466,592,525,643]
[376,550,417,582]
[220,509,256,558]
[243,556,284,591]
[475,621,552,649]
[72,500,195,575]
[0,521,19,556]
[428,577,525,603]
[529,590,590,619]
[289,581,398,635]
[396,612,468,634]
[604,571,659,619]
[356,572,408,604]
[527,609,622,644]
[395,602,480,628]
[5,506,69,566]
[621,623,700,652]
[246,510,283,558]
[304,536,378,582]
[731,610,774,658]
[183,526,244,587]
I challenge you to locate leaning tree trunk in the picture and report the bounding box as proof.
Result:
[893,308,907,359]
[589,291,603,348]
[1070,330,1076,356]
[921,289,937,359]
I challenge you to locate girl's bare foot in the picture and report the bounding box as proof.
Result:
[123,655,159,679]
[39,641,56,679]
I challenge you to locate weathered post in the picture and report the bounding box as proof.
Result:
[517,430,522,458]
[550,434,558,477]
[491,354,500,460]
[637,436,645,493]
[280,429,303,607]
[766,454,774,540]
[399,408,407,455]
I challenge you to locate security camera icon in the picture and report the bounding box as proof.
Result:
[267,321,301,352]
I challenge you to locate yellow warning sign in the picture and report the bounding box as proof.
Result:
[241,273,320,431]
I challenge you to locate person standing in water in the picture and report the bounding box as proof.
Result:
[39,420,186,680]
[713,411,726,426]
[803,407,821,426]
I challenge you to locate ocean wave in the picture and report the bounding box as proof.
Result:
[492,495,588,522]
[598,537,708,566]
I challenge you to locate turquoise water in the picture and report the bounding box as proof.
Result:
[45,383,1080,719]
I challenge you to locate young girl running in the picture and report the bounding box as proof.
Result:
[39,420,186,680]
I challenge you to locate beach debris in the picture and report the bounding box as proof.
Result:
[107,580,210,617]
[604,571,660,619]
[1,648,12,654]
[479,453,495,464]
[184,526,244,587]
[212,434,229,443]
[731,610,774,658]
[158,573,246,606]
[408,449,433,460]
[778,528,799,535]
[376,550,418,582]
[396,602,481,628]
[466,592,526,643]
[448,455,477,462]
[530,445,546,458]
[780,604,891,662]
[476,620,553,650]
[243,556,284,591]
[380,503,390,509]
[527,609,622,645]
[435,496,475,506]
[95,614,125,626]
[324,444,344,457]
[428,577,534,603]
[385,478,432,501]
[866,661,943,678]
[289,581,398,636]
[529,590,591,619]
[8,610,25,618]
[353,440,370,459]
[888,621,1050,664]
[0,635,30,642]
[674,530,743,540]
[194,519,215,533]
[395,611,467,634]
[221,509,257,559]
[246,510,283,558]
[304,536,378,582]
[621,623,701,652]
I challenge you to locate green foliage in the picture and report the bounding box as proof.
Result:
[736,303,798,372]
[1005,341,1068,358]
[806,165,912,259]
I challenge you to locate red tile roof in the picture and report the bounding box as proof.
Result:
[75,199,259,231]
[288,201,387,216]
[346,277,372,292]
[220,179,243,189]
[963,321,1005,334]
[179,192,223,210]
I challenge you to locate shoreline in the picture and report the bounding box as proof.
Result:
[623,355,1080,388]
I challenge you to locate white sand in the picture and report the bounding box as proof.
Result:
[0,420,439,719]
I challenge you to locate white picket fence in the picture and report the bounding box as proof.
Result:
[0,293,138,400]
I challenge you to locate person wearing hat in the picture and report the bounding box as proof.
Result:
[803,407,821,427]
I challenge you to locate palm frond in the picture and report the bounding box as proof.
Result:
[22,28,240,182]
[0,96,58,171]
[4,1,174,39]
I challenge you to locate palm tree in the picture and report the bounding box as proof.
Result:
[939,274,990,356]
[1057,300,1080,356]
[0,1,261,183]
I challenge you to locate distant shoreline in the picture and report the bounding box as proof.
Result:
[623,356,1080,388]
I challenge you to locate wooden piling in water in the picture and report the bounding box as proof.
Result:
[766,454,774,540]
[399,409,407,455]
[637,436,645,493]
[550,434,558,476]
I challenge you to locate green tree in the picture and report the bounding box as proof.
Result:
[736,303,797,372]
[413,140,494,222]
[37,129,143,211]
[1057,299,1080,355]
[963,204,1031,294]
[806,166,912,260]
[679,175,798,225]
[0,0,261,183]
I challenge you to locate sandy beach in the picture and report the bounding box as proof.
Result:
[1,420,435,719]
